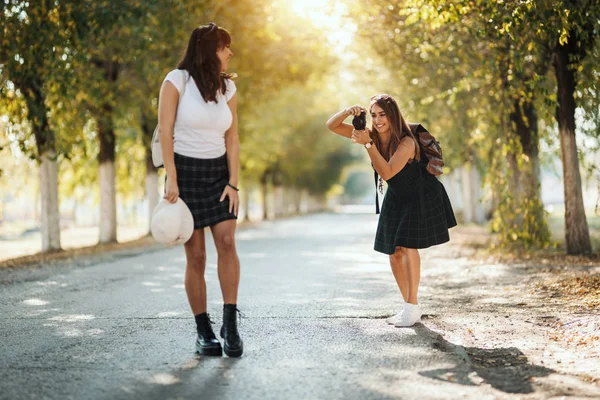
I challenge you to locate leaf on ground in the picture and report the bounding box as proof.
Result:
[535,273,600,309]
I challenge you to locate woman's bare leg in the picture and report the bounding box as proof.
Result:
[210,219,243,357]
[183,229,208,314]
[389,247,409,302]
[405,248,421,305]
[209,219,240,304]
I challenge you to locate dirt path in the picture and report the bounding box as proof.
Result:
[421,226,599,396]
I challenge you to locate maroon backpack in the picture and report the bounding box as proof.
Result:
[408,123,444,176]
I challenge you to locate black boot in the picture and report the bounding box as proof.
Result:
[220,304,243,358]
[194,313,222,356]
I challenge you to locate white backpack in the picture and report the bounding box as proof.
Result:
[151,69,188,168]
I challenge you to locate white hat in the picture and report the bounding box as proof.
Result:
[151,198,194,245]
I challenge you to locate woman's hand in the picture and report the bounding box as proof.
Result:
[220,185,239,216]
[351,129,371,145]
[164,176,179,203]
[344,105,365,117]
[326,105,365,139]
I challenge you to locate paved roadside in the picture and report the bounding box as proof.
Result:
[0,212,598,399]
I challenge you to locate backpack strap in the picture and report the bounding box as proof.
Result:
[374,169,380,214]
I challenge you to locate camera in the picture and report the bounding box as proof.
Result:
[352,111,366,130]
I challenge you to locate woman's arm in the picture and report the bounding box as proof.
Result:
[222,93,240,215]
[353,130,416,180]
[326,105,364,138]
[158,80,180,203]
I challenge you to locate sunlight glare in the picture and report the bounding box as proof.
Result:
[285,0,355,48]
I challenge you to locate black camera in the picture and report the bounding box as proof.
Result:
[352,111,366,130]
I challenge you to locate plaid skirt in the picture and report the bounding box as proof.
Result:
[374,161,457,254]
[174,152,237,229]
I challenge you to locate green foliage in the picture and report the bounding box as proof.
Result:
[486,130,552,250]
[278,114,361,195]
[1,0,348,210]
[0,0,82,158]
[222,1,338,189]
[350,0,600,249]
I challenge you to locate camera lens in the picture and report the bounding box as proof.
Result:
[352,111,366,130]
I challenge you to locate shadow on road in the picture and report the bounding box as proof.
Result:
[135,355,243,399]
[414,324,557,394]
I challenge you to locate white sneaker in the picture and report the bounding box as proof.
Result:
[385,300,406,325]
[394,303,422,327]
[386,312,403,325]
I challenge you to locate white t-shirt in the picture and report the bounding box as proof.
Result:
[163,69,236,159]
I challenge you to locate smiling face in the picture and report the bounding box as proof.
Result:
[217,44,233,72]
[370,103,390,134]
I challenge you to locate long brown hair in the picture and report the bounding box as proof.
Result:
[177,22,233,103]
[369,94,420,161]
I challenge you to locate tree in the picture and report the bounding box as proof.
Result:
[124,0,191,232]
[0,0,83,251]
[69,1,154,243]
[547,1,599,254]
[450,0,599,254]
[352,0,552,246]
[353,0,600,253]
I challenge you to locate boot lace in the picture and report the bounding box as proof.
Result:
[198,314,217,339]
[225,308,245,335]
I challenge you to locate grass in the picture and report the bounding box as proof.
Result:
[547,205,600,252]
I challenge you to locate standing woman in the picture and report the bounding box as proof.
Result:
[158,23,243,357]
[326,94,457,327]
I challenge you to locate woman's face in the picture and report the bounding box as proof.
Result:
[370,103,389,134]
[217,44,233,72]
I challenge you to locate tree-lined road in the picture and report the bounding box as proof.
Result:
[1,212,597,400]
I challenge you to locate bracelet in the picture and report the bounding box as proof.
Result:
[227,183,239,191]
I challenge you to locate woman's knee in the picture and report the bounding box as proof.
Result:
[394,246,407,256]
[215,233,236,254]
[390,247,404,264]
[186,250,207,270]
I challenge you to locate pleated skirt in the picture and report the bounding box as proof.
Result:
[374,162,457,254]
[174,152,237,229]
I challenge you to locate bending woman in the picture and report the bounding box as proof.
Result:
[326,94,457,327]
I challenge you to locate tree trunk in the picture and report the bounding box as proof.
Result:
[514,99,541,204]
[294,187,302,214]
[471,166,485,224]
[460,165,474,224]
[261,172,269,220]
[273,186,284,218]
[511,96,548,243]
[22,78,61,252]
[506,151,521,204]
[460,163,485,225]
[95,59,120,244]
[241,186,250,222]
[553,41,592,254]
[97,106,117,244]
[39,151,61,252]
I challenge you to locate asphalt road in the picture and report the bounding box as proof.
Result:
[0,212,558,400]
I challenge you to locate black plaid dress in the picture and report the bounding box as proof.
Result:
[174,152,237,229]
[374,160,457,254]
